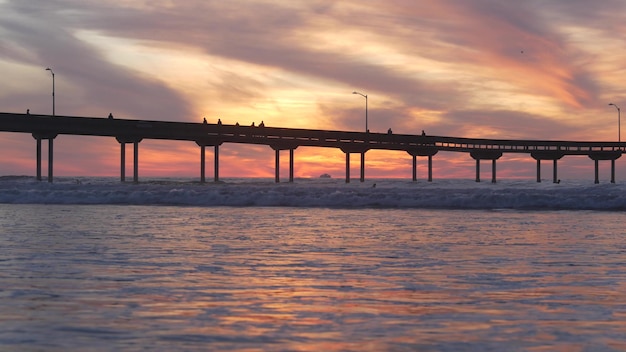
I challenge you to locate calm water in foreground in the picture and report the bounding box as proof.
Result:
[1,203,625,351]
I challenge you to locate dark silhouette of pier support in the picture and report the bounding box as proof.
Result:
[407,148,437,182]
[428,155,433,182]
[470,150,502,183]
[119,143,125,181]
[117,137,142,183]
[531,152,564,183]
[342,152,366,183]
[275,149,280,183]
[214,145,220,183]
[196,140,221,183]
[345,152,350,183]
[200,146,205,183]
[198,145,220,183]
[36,138,41,180]
[32,133,57,182]
[49,139,54,183]
[270,143,298,183]
[588,151,621,183]
[290,148,294,182]
[360,152,365,182]
[612,159,616,183]
[341,147,369,183]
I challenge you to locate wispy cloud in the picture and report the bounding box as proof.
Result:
[1,0,625,178]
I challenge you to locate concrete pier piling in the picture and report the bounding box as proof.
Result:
[470,150,502,183]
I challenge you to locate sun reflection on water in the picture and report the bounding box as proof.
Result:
[1,205,626,350]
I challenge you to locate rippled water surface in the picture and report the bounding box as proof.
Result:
[1,204,626,351]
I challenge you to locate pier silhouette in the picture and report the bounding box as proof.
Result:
[0,112,622,184]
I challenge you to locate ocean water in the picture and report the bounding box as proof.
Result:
[1,177,626,351]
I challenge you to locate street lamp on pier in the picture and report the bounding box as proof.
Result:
[45,67,55,116]
[352,91,368,132]
[609,103,620,142]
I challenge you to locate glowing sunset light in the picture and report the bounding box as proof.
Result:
[1,1,626,179]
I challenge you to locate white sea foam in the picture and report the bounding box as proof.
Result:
[0,176,624,210]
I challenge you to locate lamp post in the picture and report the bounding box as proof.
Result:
[609,103,620,142]
[45,67,55,116]
[352,91,368,132]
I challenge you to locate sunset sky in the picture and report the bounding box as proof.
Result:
[1,0,626,180]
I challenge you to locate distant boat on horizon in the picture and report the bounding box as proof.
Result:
[319,173,331,178]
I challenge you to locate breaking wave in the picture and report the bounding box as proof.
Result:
[0,176,624,210]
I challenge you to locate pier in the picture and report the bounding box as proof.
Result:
[0,112,623,183]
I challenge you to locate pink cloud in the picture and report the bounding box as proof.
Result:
[1,0,626,179]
